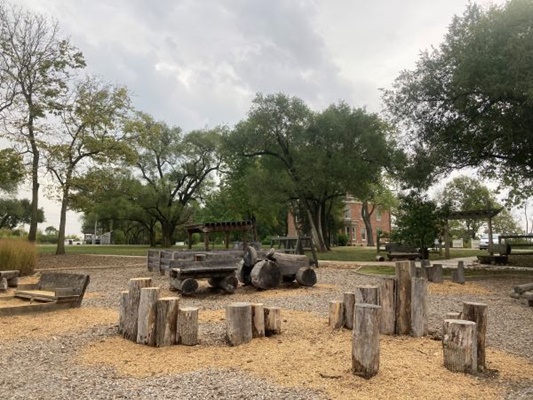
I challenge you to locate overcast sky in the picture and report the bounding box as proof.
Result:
[13,0,504,237]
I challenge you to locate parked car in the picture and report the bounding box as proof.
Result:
[479,234,500,250]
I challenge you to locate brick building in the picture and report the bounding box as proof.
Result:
[287,196,392,246]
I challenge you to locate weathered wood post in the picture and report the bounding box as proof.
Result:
[379,277,396,335]
[352,303,381,379]
[177,306,199,346]
[354,285,380,306]
[395,261,415,335]
[226,302,253,346]
[451,261,465,284]
[295,267,317,287]
[329,300,344,329]
[137,287,160,346]
[432,264,444,283]
[442,319,477,374]
[118,290,129,335]
[155,297,180,347]
[264,306,282,336]
[124,277,152,341]
[250,260,282,289]
[251,303,265,338]
[462,302,488,371]
[343,292,356,329]
[411,277,427,337]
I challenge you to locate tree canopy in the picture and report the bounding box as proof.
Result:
[384,0,533,201]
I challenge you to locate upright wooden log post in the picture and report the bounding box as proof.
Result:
[432,264,444,283]
[264,306,281,336]
[452,261,465,284]
[442,319,477,374]
[251,303,265,338]
[137,287,160,346]
[411,277,427,337]
[124,277,152,341]
[395,261,415,335]
[379,277,396,335]
[352,304,381,379]
[177,306,199,346]
[354,285,380,305]
[419,259,430,279]
[329,300,344,329]
[447,312,461,319]
[226,302,253,346]
[155,297,180,347]
[118,290,129,335]
[343,292,356,329]
[462,302,488,372]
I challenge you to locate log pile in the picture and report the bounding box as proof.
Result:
[237,247,317,290]
[509,282,533,307]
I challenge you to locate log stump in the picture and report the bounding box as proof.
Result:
[137,287,160,346]
[251,303,265,338]
[432,264,443,283]
[226,302,253,346]
[343,292,356,329]
[379,277,396,335]
[462,302,488,372]
[442,319,477,374]
[0,278,7,291]
[451,261,465,284]
[124,278,152,341]
[177,306,199,346]
[155,297,179,347]
[264,306,282,336]
[250,260,282,290]
[118,290,129,335]
[352,303,381,379]
[295,267,317,287]
[411,277,427,337]
[354,285,380,306]
[329,300,344,329]
[395,261,415,335]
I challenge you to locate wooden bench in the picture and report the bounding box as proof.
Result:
[14,272,90,307]
[169,259,239,295]
[0,270,20,290]
[385,243,422,261]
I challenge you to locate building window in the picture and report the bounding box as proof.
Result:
[361,227,367,241]
[345,227,350,236]
[344,208,351,219]
[376,211,382,222]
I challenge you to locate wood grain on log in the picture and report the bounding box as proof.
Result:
[451,261,465,284]
[395,261,415,335]
[264,306,281,336]
[172,278,199,295]
[295,267,317,287]
[442,319,477,374]
[411,277,427,337]
[250,260,282,290]
[329,300,344,329]
[155,297,179,347]
[432,264,443,283]
[177,306,199,346]
[236,259,252,286]
[352,304,381,379]
[226,302,252,346]
[118,291,129,335]
[137,287,160,346]
[343,292,356,329]
[354,285,379,306]
[462,302,487,372]
[379,277,396,335]
[124,278,152,341]
[266,251,310,276]
[243,246,258,268]
[251,303,265,338]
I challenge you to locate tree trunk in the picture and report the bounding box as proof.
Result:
[155,297,179,347]
[361,201,375,247]
[124,278,152,341]
[28,121,39,242]
[462,302,488,372]
[55,183,71,255]
[442,319,477,374]
[137,287,160,346]
[352,303,381,379]
[306,206,327,252]
[411,277,427,337]
[160,221,176,248]
[226,302,252,346]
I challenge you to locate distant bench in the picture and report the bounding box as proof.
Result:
[385,243,422,261]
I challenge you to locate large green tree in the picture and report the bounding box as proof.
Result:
[384,0,533,200]
[0,198,44,229]
[44,77,132,254]
[0,3,85,241]
[0,148,24,192]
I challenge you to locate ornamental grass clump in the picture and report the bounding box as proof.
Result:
[0,239,37,276]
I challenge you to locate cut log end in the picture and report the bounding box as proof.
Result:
[295,267,317,287]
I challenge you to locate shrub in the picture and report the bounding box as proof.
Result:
[0,239,37,276]
[337,234,348,246]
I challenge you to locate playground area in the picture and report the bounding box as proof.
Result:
[1,254,532,399]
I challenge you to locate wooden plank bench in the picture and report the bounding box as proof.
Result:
[14,272,90,307]
[169,259,239,295]
[385,243,422,261]
[0,270,20,290]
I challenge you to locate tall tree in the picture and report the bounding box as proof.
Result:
[44,77,132,255]
[0,3,85,241]
[383,0,533,201]
[0,148,24,192]
[0,198,44,229]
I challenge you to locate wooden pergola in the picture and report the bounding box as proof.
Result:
[184,220,255,251]
[444,208,503,258]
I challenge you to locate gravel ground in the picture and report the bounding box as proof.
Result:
[1,254,532,399]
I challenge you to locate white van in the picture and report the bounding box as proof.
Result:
[479,234,500,250]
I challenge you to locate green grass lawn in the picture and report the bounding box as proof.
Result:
[357,265,533,277]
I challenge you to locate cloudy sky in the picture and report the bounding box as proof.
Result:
[13,0,504,237]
